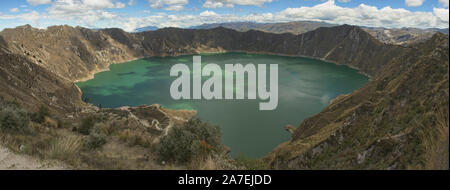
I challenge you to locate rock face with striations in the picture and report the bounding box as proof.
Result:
[1,25,402,81]
[265,33,449,170]
[0,35,82,112]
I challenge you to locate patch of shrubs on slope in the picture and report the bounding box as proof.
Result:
[0,99,32,133]
[75,115,108,150]
[157,118,223,165]
[0,98,64,134]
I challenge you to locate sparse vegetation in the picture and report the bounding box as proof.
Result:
[0,102,31,133]
[234,154,269,170]
[31,105,50,123]
[78,115,101,135]
[48,136,83,161]
[86,124,108,150]
[157,119,222,164]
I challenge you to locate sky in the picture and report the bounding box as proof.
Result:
[0,0,448,32]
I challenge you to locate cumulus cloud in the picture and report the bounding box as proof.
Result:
[46,0,122,27]
[439,0,449,7]
[2,0,449,33]
[276,0,448,29]
[115,2,126,8]
[203,0,234,8]
[200,10,218,17]
[27,0,52,6]
[128,0,135,6]
[113,0,449,32]
[405,0,425,7]
[148,0,188,11]
[433,7,449,22]
[203,0,272,8]
[9,8,20,13]
[0,11,43,27]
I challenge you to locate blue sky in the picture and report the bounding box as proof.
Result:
[0,0,448,31]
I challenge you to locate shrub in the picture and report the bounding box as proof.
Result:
[87,131,107,150]
[86,124,108,150]
[0,105,31,133]
[157,119,222,164]
[78,115,100,135]
[31,105,50,123]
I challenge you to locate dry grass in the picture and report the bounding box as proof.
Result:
[43,116,59,129]
[423,109,449,170]
[48,135,83,161]
[118,129,154,148]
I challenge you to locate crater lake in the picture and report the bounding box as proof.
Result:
[76,53,369,157]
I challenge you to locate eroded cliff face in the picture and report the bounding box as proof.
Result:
[0,37,82,112]
[0,25,138,82]
[1,25,403,83]
[265,33,449,170]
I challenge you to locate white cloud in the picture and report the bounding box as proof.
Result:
[46,0,122,27]
[200,10,218,17]
[81,0,116,9]
[405,0,425,7]
[148,0,188,11]
[439,0,449,7]
[276,0,448,29]
[2,0,449,33]
[338,0,351,2]
[203,0,272,8]
[9,8,20,13]
[113,0,449,32]
[128,0,135,6]
[203,1,232,8]
[0,11,44,27]
[27,0,52,6]
[433,7,449,22]
[115,2,126,8]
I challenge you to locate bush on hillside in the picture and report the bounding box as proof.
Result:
[78,115,101,135]
[86,129,107,150]
[31,104,50,123]
[157,119,222,164]
[0,104,31,133]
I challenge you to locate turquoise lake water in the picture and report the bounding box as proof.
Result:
[76,53,368,157]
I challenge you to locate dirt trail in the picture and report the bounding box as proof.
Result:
[0,146,66,170]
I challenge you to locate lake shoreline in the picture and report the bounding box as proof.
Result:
[76,53,369,157]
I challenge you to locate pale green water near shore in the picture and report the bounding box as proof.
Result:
[76,53,368,157]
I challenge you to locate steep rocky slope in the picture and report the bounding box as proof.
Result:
[364,27,449,46]
[1,24,404,83]
[0,37,82,112]
[0,25,138,82]
[192,21,448,46]
[266,33,449,170]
